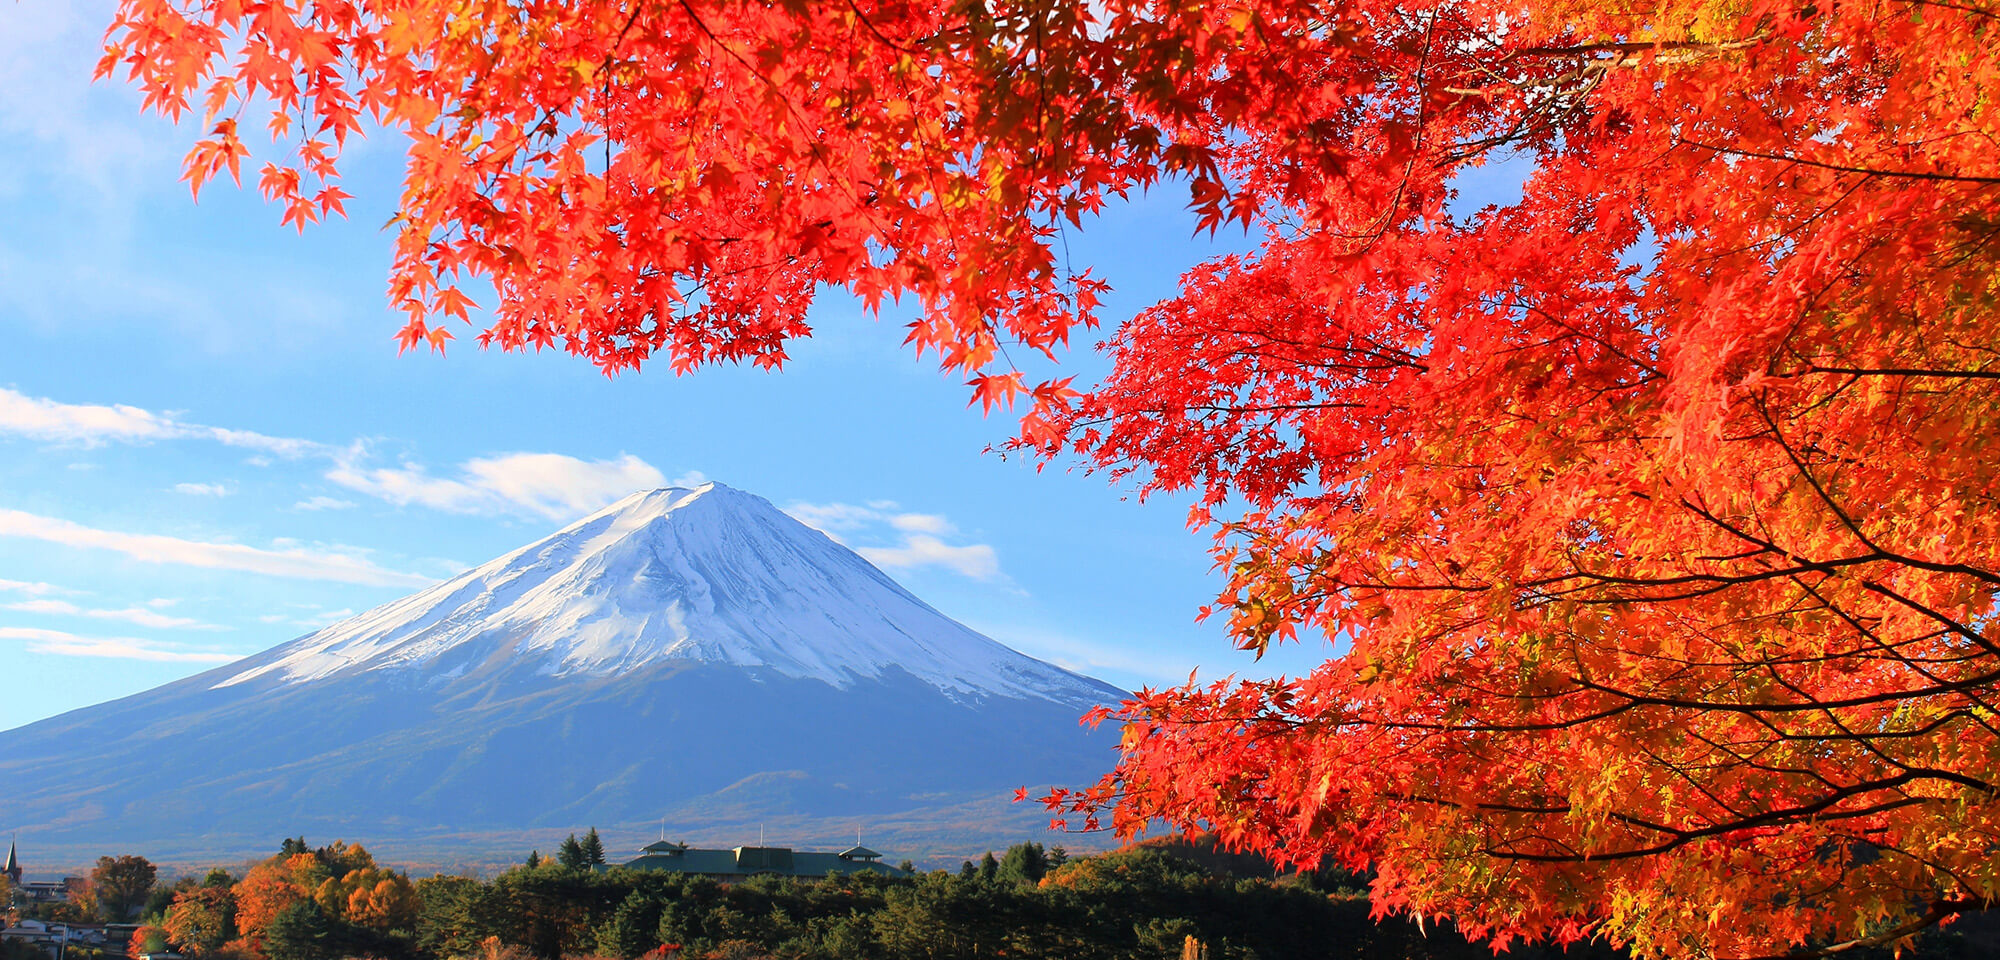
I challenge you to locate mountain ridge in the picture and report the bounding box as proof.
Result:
[0,482,1126,863]
[212,483,1116,706]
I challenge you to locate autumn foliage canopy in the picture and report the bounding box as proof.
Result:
[101,0,2000,952]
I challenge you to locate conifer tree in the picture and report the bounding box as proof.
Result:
[264,899,338,960]
[581,828,607,867]
[997,843,1048,886]
[557,835,587,871]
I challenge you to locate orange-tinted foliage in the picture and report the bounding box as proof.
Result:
[319,867,416,931]
[233,864,305,948]
[103,0,2000,955]
[163,888,236,957]
[127,923,168,960]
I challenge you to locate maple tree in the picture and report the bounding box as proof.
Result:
[101,0,1999,953]
[233,860,309,950]
[166,887,240,958]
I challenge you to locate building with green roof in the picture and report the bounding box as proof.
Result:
[622,841,911,880]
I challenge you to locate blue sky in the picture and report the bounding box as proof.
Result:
[0,0,1352,731]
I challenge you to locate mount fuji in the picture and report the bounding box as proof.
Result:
[0,484,1128,865]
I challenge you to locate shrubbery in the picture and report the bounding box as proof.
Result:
[89,836,1995,960]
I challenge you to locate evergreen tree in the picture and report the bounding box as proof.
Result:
[1047,846,1069,869]
[526,851,542,869]
[202,869,233,889]
[958,861,977,880]
[582,827,607,867]
[996,843,1047,886]
[558,834,587,870]
[977,852,999,883]
[281,837,310,857]
[596,890,661,958]
[265,899,337,960]
[411,875,485,960]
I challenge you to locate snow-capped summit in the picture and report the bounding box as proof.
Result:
[0,482,1126,863]
[215,483,1114,705]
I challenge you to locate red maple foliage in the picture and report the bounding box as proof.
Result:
[102,0,1999,955]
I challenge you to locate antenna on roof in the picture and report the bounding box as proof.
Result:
[659,816,666,842]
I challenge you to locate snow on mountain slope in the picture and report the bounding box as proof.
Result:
[215,483,1118,704]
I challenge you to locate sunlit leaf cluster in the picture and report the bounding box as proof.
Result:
[102,0,2000,953]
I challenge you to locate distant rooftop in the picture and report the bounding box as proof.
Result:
[623,842,908,879]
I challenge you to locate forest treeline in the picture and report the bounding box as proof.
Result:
[11,837,1989,960]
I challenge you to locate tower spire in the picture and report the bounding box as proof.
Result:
[4,834,20,883]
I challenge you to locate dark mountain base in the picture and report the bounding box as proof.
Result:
[0,662,1120,872]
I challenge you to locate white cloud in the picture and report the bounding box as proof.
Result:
[2,599,74,615]
[784,502,885,535]
[0,387,327,456]
[0,388,687,523]
[107,606,216,629]
[288,607,354,629]
[328,451,669,521]
[858,536,1001,579]
[0,626,241,664]
[0,508,434,587]
[2,597,220,629]
[888,513,953,534]
[0,387,178,445]
[0,578,65,596]
[786,500,1003,580]
[207,428,326,458]
[260,603,356,630]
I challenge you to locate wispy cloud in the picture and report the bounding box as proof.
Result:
[858,537,1000,579]
[969,621,1191,688]
[282,605,355,630]
[0,387,686,522]
[786,500,1003,580]
[0,508,433,587]
[327,451,669,521]
[2,597,222,630]
[0,626,240,664]
[0,578,68,597]
[0,387,327,456]
[888,513,952,534]
[785,502,887,534]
